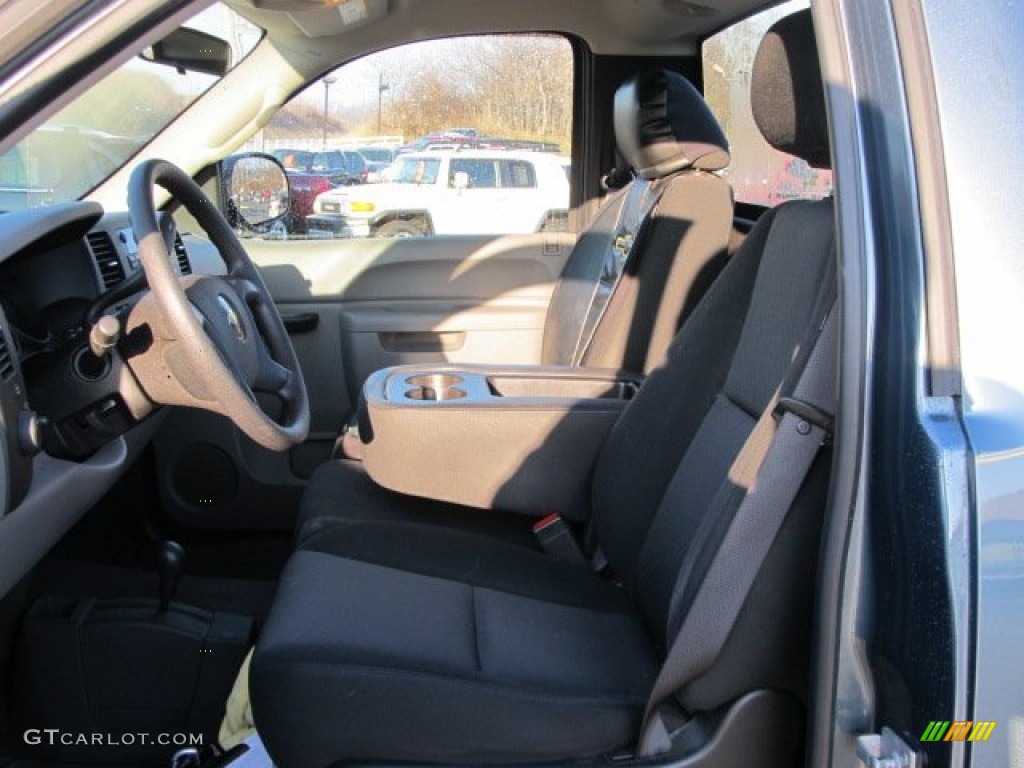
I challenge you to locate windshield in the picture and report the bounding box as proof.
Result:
[391,157,440,184]
[0,3,261,212]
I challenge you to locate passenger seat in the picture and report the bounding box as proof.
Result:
[542,68,734,375]
[301,69,735,542]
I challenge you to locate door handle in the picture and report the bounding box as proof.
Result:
[281,312,319,334]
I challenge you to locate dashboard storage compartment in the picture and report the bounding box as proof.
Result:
[360,364,641,518]
[13,595,253,764]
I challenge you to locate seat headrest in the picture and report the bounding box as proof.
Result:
[751,9,830,169]
[614,69,730,179]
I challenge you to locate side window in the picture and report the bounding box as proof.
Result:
[702,0,832,205]
[394,157,440,185]
[247,34,573,240]
[501,160,537,189]
[450,159,497,189]
[310,152,332,172]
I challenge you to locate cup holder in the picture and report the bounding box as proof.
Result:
[404,374,466,401]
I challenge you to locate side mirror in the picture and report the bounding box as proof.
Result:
[221,153,291,237]
[452,171,469,191]
[140,27,232,77]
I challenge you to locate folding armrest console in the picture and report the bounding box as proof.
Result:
[359,364,641,518]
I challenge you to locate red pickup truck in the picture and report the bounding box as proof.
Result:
[272,149,367,234]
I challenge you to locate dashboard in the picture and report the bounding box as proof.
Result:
[0,201,223,595]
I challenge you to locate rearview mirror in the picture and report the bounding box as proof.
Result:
[452,171,469,191]
[140,27,232,77]
[221,153,291,238]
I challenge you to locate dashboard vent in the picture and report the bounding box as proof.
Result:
[0,330,14,381]
[86,231,125,289]
[174,233,192,275]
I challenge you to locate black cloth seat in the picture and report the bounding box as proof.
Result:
[259,533,657,765]
[253,11,834,767]
[296,67,735,544]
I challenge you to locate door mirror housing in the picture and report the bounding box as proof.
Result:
[221,153,291,237]
[452,171,470,191]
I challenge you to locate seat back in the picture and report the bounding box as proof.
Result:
[541,69,734,374]
[591,8,834,711]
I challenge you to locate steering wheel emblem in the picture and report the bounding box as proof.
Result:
[217,295,246,342]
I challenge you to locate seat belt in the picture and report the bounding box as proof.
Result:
[571,177,666,365]
[637,302,838,757]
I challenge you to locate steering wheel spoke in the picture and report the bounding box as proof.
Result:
[226,274,262,303]
[231,277,291,393]
[254,344,293,396]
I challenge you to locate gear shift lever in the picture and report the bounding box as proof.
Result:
[159,541,187,613]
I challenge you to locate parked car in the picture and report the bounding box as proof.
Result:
[357,146,397,182]
[398,131,562,155]
[307,149,570,237]
[270,148,366,185]
[265,148,366,233]
[314,148,369,184]
[396,130,477,154]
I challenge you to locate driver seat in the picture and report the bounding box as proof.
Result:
[252,10,832,767]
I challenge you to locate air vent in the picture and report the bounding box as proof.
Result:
[174,233,192,275]
[0,330,14,381]
[86,231,125,290]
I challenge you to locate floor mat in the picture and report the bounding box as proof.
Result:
[4,562,277,768]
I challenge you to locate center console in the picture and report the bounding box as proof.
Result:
[360,364,641,518]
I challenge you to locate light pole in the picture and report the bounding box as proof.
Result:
[322,75,336,148]
[377,72,389,137]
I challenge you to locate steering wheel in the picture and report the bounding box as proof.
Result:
[124,159,309,451]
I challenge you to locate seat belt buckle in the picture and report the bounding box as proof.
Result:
[532,513,588,566]
[774,396,834,443]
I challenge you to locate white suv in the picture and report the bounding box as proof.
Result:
[307,149,570,237]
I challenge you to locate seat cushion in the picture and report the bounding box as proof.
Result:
[252,550,658,766]
[297,458,538,548]
[300,519,632,612]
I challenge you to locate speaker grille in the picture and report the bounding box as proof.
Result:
[171,444,238,508]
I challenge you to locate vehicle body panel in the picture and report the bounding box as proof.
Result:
[920,0,1024,765]
[815,0,1019,766]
